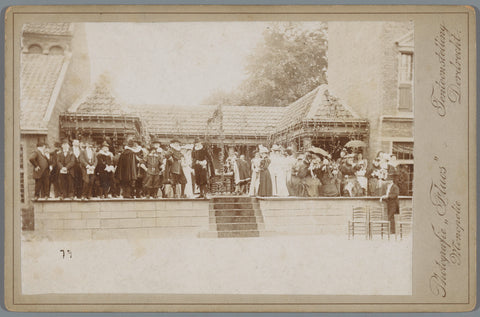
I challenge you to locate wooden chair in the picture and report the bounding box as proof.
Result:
[348,206,369,239]
[395,208,413,239]
[369,206,390,239]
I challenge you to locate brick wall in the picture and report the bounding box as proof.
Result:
[33,199,210,239]
[259,197,412,235]
[328,21,414,161]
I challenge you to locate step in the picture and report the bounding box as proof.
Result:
[217,230,260,238]
[215,216,258,223]
[216,223,258,231]
[212,203,256,210]
[214,209,256,217]
[211,197,255,203]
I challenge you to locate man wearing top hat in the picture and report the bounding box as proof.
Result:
[57,139,75,199]
[29,140,50,199]
[79,139,98,200]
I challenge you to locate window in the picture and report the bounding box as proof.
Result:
[28,44,42,54]
[49,45,64,55]
[398,52,413,112]
[392,141,413,196]
[397,164,414,196]
[392,141,413,160]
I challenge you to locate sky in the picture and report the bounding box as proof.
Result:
[84,22,324,106]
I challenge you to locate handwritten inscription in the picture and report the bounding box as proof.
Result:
[431,23,462,117]
[429,157,464,297]
[60,249,72,259]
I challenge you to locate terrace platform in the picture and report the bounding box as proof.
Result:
[30,196,413,240]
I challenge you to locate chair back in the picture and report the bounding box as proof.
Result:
[400,206,413,214]
[352,206,368,222]
[400,210,413,222]
[369,207,385,221]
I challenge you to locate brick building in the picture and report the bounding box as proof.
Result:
[20,23,90,211]
[328,21,414,194]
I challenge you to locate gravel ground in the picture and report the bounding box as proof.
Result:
[21,234,412,295]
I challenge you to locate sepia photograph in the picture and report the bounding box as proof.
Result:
[4,4,475,313]
[19,19,414,296]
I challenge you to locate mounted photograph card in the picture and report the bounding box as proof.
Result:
[3,5,476,312]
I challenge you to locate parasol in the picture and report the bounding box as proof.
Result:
[307,146,330,157]
[344,140,367,148]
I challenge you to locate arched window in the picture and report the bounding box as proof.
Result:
[49,45,64,55]
[27,44,42,54]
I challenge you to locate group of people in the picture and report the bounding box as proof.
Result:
[224,144,402,199]
[29,138,403,202]
[29,137,214,200]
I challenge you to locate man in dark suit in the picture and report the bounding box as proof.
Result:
[380,177,400,234]
[29,140,49,200]
[79,139,98,199]
[71,139,83,199]
[57,139,75,199]
[48,141,61,198]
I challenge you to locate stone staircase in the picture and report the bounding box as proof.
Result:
[207,196,265,238]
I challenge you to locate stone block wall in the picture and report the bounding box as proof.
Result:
[33,199,210,240]
[258,197,413,235]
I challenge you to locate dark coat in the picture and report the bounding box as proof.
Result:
[142,152,162,176]
[29,149,49,179]
[384,183,400,215]
[116,148,138,182]
[48,150,60,178]
[165,148,183,175]
[57,151,75,176]
[95,151,114,176]
[192,147,214,185]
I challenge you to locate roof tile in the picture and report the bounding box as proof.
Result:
[20,53,66,130]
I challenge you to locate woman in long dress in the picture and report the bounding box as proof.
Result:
[181,145,194,198]
[269,145,288,197]
[248,151,262,196]
[257,151,272,197]
[354,153,368,196]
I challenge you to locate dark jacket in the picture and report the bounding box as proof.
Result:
[29,149,49,179]
[384,183,400,215]
[57,151,75,176]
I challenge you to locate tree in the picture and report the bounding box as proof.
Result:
[203,22,328,107]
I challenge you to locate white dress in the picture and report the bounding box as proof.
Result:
[269,153,289,197]
[181,151,194,198]
[248,157,261,196]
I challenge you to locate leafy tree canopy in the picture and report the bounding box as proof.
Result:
[203,22,328,107]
